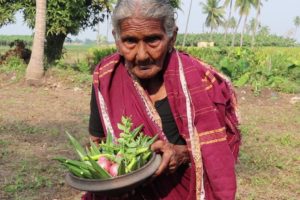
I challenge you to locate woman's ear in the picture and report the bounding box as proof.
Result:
[170,26,178,48]
[112,30,121,54]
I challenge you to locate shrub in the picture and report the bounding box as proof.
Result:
[90,47,117,66]
[180,47,300,94]
[0,56,26,81]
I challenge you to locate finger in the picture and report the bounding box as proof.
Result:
[151,140,165,152]
[154,150,172,176]
[168,164,177,174]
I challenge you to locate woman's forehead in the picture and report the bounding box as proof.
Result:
[119,18,166,35]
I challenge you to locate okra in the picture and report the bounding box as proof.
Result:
[126,157,137,173]
[136,147,149,155]
[83,153,114,161]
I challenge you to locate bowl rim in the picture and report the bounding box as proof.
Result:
[65,152,161,192]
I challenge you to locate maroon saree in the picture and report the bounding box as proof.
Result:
[83,50,241,200]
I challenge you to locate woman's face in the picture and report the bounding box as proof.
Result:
[116,18,176,80]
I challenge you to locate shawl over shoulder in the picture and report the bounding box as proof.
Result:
[87,50,241,200]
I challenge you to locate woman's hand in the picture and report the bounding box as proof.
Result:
[151,140,190,176]
[89,135,106,145]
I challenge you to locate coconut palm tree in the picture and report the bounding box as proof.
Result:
[228,16,237,34]
[247,18,256,35]
[170,0,182,9]
[231,0,253,46]
[223,0,234,41]
[251,0,266,47]
[26,0,47,86]
[201,0,225,41]
[223,16,236,45]
[294,16,300,35]
[182,0,193,47]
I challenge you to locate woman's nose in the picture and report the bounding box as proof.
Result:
[136,42,149,61]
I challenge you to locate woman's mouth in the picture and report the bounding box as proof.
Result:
[138,65,151,70]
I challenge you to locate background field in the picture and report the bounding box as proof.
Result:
[0,44,299,200]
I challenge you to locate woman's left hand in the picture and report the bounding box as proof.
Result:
[151,140,190,177]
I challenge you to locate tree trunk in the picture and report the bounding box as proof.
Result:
[45,33,66,64]
[240,14,248,47]
[224,0,233,43]
[26,0,47,86]
[182,0,193,47]
[210,28,213,41]
[231,15,242,47]
[251,0,261,47]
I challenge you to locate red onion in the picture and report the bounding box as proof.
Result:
[109,163,119,177]
[97,156,111,172]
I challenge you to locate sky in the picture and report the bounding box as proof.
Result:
[0,0,299,42]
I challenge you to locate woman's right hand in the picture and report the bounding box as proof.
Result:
[151,140,190,177]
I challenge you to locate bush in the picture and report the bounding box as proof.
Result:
[176,33,298,47]
[180,47,300,94]
[0,56,26,73]
[90,47,117,66]
[0,56,26,81]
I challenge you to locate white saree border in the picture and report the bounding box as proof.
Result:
[97,89,115,139]
[176,51,205,200]
[127,68,166,141]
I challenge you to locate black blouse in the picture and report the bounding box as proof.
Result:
[89,87,186,145]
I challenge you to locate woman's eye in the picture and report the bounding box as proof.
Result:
[146,36,160,44]
[123,37,137,44]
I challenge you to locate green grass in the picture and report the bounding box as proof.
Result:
[64,44,99,52]
[236,98,300,199]
[47,67,92,87]
[3,159,53,200]
[0,121,53,135]
[0,56,26,82]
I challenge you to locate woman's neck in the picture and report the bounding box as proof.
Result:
[140,74,167,103]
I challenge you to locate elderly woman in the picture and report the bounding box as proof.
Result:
[84,0,241,199]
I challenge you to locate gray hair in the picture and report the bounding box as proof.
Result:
[112,0,176,39]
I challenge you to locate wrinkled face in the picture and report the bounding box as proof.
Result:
[116,18,176,79]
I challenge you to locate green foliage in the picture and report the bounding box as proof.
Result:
[0,0,22,27]
[19,0,113,34]
[90,46,117,66]
[61,46,117,75]
[56,117,157,179]
[0,56,26,80]
[176,33,298,47]
[0,35,33,47]
[201,0,225,31]
[54,57,91,73]
[51,68,92,87]
[59,45,300,94]
[0,0,114,64]
[169,0,182,9]
[179,46,300,94]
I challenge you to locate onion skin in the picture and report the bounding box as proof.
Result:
[97,156,111,172]
[109,163,119,177]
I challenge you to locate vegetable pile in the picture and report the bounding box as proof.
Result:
[55,116,157,179]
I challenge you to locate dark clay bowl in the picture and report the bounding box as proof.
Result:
[65,153,161,195]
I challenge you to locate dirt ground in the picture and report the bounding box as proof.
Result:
[0,73,299,200]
